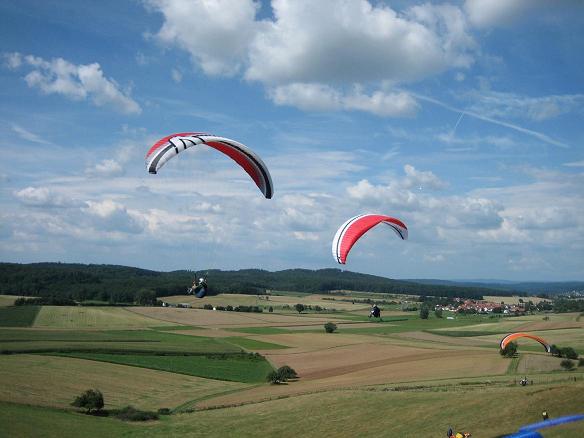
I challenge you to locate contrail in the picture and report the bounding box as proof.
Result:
[412,93,569,149]
[452,112,465,137]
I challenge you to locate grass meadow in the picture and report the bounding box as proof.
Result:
[0,299,582,437]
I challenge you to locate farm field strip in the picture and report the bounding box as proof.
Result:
[53,352,274,383]
[196,349,510,409]
[2,382,583,438]
[33,306,175,329]
[0,355,248,411]
[126,306,348,328]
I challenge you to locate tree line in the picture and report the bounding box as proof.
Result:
[0,262,513,304]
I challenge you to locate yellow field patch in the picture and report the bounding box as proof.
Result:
[0,295,24,307]
[127,306,347,328]
[198,348,508,409]
[0,355,247,410]
[162,293,372,312]
[517,354,565,373]
[32,306,174,329]
[484,296,549,305]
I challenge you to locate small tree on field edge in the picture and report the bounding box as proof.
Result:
[560,359,575,371]
[500,341,517,358]
[419,306,430,320]
[295,303,305,314]
[324,322,337,333]
[277,365,298,380]
[71,389,104,414]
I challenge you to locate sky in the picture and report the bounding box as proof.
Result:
[0,0,583,281]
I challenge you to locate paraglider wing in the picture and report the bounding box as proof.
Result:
[145,133,273,199]
[332,214,408,264]
[500,333,551,353]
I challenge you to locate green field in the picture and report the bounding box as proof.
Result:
[33,306,175,329]
[0,328,243,354]
[1,382,583,437]
[0,305,40,327]
[52,352,273,383]
[222,337,289,350]
[1,303,583,437]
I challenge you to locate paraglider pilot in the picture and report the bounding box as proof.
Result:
[369,304,382,320]
[187,273,208,298]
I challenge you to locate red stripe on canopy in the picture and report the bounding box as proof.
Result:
[145,132,207,158]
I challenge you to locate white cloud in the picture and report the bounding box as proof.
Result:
[270,83,419,117]
[246,0,475,84]
[147,0,476,118]
[464,0,544,28]
[84,199,145,234]
[146,0,260,76]
[563,160,584,168]
[171,68,183,83]
[403,164,448,191]
[86,159,124,177]
[8,53,141,114]
[14,186,78,208]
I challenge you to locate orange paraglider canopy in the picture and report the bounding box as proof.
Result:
[500,333,551,353]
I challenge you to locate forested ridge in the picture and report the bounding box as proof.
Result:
[0,262,514,303]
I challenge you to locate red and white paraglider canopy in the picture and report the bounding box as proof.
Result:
[332,213,408,264]
[146,132,273,199]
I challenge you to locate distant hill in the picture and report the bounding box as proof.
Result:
[405,279,584,295]
[0,263,518,303]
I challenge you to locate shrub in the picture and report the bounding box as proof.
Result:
[419,306,430,320]
[114,406,159,422]
[500,341,517,357]
[277,365,298,380]
[226,305,233,311]
[295,303,305,314]
[434,308,443,318]
[71,389,104,414]
[324,322,337,333]
[578,358,584,367]
[560,347,578,360]
[157,408,171,415]
[560,359,575,371]
[266,370,281,384]
[203,304,213,310]
[268,306,273,312]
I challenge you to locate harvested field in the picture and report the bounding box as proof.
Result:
[33,306,174,329]
[0,354,247,410]
[197,349,508,409]
[162,293,371,312]
[262,342,480,380]
[250,332,382,353]
[391,331,497,349]
[484,296,549,305]
[127,307,346,328]
[517,353,564,373]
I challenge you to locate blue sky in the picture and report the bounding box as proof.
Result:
[1,0,583,281]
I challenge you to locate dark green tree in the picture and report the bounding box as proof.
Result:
[500,341,518,358]
[324,322,337,333]
[135,289,157,305]
[419,305,430,320]
[295,303,305,314]
[560,359,575,371]
[71,389,104,414]
[434,308,443,318]
[266,370,281,384]
[560,347,578,360]
[277,365,298,380]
